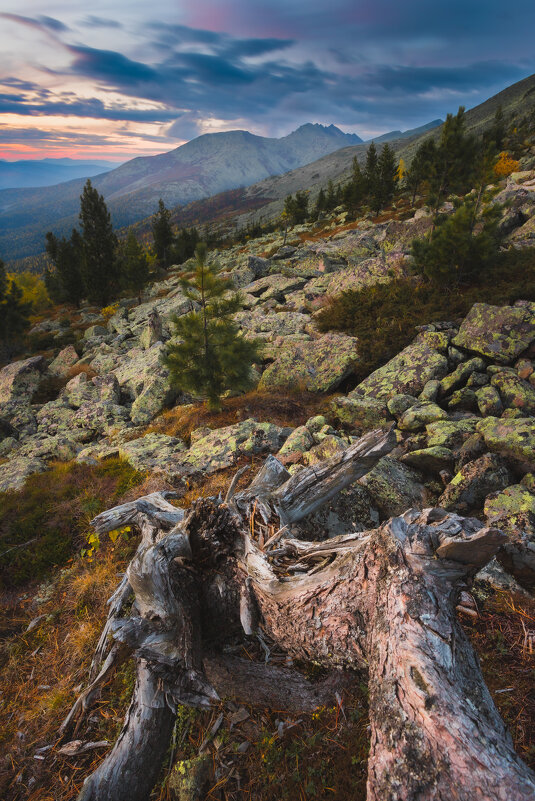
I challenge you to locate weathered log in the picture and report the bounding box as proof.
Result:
[67,430,535,801]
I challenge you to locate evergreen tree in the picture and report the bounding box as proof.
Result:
[374,143,398,212]
[164,243,261,411]
[429,107,478,209]
[0,258,31,359]
[324,179,338,212]
[283,191,309,225]
[365,142,380,211]
[314,187,327,218]
[79,180,118,306]
[343,157,366,214]
[170,227,200,264]
[120,230,149,304]
[151,199,174,266]
[411,199,501,285]
[45,229,84,306]
[404,138,437,203]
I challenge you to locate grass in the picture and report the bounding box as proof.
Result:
[147,390,325,445]
[316,247,535,384]
[0,458,145,588]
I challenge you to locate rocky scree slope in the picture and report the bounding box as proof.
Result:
[2,170,535,595]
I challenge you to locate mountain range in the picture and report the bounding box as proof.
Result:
[0,158,120,191]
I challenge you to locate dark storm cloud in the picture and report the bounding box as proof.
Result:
[67,45,160,85]
[80,16,123,29]
[37,16,69,33]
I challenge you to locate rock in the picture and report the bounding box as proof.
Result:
[62,372,97,408]
[107,307,131,335]
[0,356,45,408]
[419,380,441,402]
[305,415,328,434]
[259,334,359,393]
[18,433,82,462]
[302,434,347,465]
[447,387,478,412]
[387,394,418,417]
[272,245,297,259]
[48,346,79,377]
[139,309,163,350]
[84,324,108,340]
[439,357,486,396]
[93,374,121,404]
[330,395,389,431]
[119,433,187,477]
[401,446,454,474]
[465,371,489,388]
[490,371,535,415]
[0,436,17,458]
[426,419,479,450]
[130,376,176,425]
[245,274,307,302]
[359,457,427,518]
[438,454,512,513]
[234,310,309,338]
[485,484,535,591]
[476,385,503,417]
[247,255,271,277]
[476,417,535,468]
[456,433,487,468]
[452,302,535,364]
[516,358,534,380]
[355,334,448,399]
[74,402,131,438]
[397,401,448,431]
[0,455,47,492]
[277,426,314,459]
[181,419,290,474]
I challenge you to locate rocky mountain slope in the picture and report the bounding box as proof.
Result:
[0,124,363,262]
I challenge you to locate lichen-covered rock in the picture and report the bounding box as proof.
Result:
[84,324,108,340]
[0,356,45,408]
[244,274,307,301]
[330,395,389,431]
[0,455,47,492]
[387,394,418,417]
[74,402,131,439]
[490,371,535,415]
[18,434,82,462]
[426,419,479,450]
[466,371,489,388]
[302,434,347,465]
[397,401,448,431]
[305,415,328,434]
[485,484,535,592]
[453,302,535,364]
[439,454,512,513]
[139,309,163,350]
[439,357,486,396]
[476,416,535,467]
[401,446,454,474]
[168,755,211,801]
[181,418,291,474]
[447,387,478,412]
[355,334,448,399]
[48,345,79,377]
[476,385,503,417]
[130,375,176,425]
[112,344,167,399]
[234,310,309,339]
[358,456,427,517]
[119,433,187,477]
[277,425,314,458]
[259,334,359,393]
[419,380,441,402]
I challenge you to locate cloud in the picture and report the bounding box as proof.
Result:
[37,16,69,33]
[67,45,160,85]
[79,16,122,29]
[165,113,204,140]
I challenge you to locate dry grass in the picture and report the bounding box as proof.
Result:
[147,390,325,445]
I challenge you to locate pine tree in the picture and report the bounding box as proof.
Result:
[365,142,380,212]
[325,179,337,212]
[411,199,500,285]
[404,138,437,203]
[374,143,398,212]
[0,258,31,360]
[45,229,84,306]
[120,230,149,304]
[164,244,262,411]
[151,199,174,267]
[283,191,309,225]
[314,188,327,218]
[79,180,118,306]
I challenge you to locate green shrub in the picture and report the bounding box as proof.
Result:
[316,247,535,381]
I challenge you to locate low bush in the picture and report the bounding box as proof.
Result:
[316,247,535,381]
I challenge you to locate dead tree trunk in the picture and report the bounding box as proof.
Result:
[63,428,535,801]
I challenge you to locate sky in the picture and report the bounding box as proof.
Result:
[0,0,534,161]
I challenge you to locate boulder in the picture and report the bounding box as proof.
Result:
[439,454,512,513]
[490,371,535,415]
[452,302,535,364]
[48,346,79,377]
[139,309,163,350]
[84,324,108,340]
[475,385,503,417]
[0,356,45,408]
[302,434,347,465]
[119,433,187,478]
[485,484,535,592]
[439,358,486,396]
[0,455,47,493]
[387,394,418,417]
[358,456,427,518]
[355,334,448,399]
[259,334,359,393]
[330,395,389,431]
[401,446,454,475]
[447,387,478,412]
[476,416,535,468]
[277,426,314,459]
[397,401,448,431]
[426,419,479,451]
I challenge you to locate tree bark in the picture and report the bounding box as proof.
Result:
[65,429,535,801]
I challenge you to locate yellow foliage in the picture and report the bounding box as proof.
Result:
[396,157,406,182]
[8,271,51,312]
[101,301,120,322]
[494,151,520,178]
